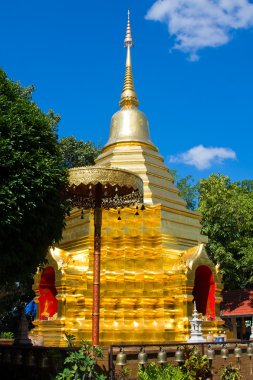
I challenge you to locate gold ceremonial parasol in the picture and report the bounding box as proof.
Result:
[66,166,143,345]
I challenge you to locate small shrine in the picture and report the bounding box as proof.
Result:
[188,302,206,343]
[32,11,223,346]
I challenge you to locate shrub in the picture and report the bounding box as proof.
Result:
[55,340,106,380]
[138,362,184,380]
[181,346,211,380]
[0,331,14,339]
[219,363,242,380]
[137,346,213,380]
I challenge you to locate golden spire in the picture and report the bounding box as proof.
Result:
[119,10,139,108]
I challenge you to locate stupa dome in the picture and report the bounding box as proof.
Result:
[104,106,154,148]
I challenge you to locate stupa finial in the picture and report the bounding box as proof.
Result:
[124,9,133,47]
[119,10,139,108]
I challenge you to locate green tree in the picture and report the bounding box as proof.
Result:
[0,68,68,285]
[0,280,34,334]
[59,135,101,168]
[198,174,253,289]
[171,169,198,210]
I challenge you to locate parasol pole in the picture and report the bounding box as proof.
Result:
[92,183,102,346]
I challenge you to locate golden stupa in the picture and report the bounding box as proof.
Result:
[32,11,223,346]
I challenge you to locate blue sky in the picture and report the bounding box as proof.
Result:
[1,0,252,182]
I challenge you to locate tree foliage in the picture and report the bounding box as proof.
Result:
[0,279,34,333]
[0,68,68,284]
[171,170,198,210]
[59,135,101,168]
[171,169,253,290]
[198,174,253,290]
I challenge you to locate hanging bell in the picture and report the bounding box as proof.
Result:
[234,344,242,358]
[114,187,119,200]
[207,345,215,360]
[221,345,229,359]
[4,350,11,364]
[15,351,23,365]
[174,347,184,363]
[247,343,253,357]
[138,347,148,365]
[116,348,127,366]
[27,351,36,366]
[157,347,167,364]
[40,354,49,368]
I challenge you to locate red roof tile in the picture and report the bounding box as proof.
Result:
[220,290,253,317]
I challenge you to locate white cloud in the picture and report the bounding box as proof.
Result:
[169,145,237,169]
[146,0,253,59]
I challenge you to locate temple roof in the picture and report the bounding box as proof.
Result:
[221,290,253,317]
